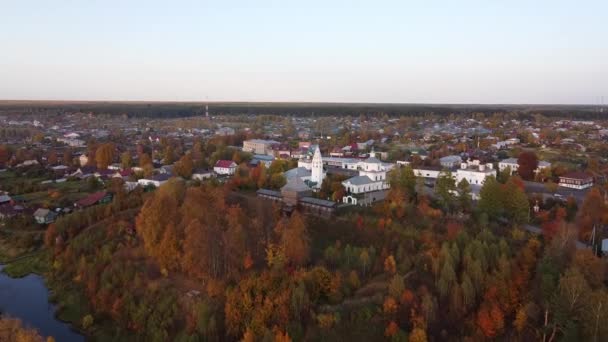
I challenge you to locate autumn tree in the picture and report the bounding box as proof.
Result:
[577,187,608,241]
[136,179,184,263]
[517,151,538,180]
[174,153,194,179]
[0,317,44,342]
[63,148,73,166]
[280,211,310,267]
[120,152,132,170]
[47,149,58,165]
[0,145,9,165]
[139,153,152,168]
[96,142,116,170]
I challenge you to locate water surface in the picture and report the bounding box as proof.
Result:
[0,266,84,342]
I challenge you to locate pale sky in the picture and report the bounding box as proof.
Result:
[1,0,607,104]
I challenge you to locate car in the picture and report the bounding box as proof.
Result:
[553,193,564,200]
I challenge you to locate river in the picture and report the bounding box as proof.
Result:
[0,265,84,342]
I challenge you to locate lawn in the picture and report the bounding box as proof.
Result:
[2,249,49,278]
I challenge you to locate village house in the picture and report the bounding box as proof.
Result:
[79,154,89,167]
[242,139,280,155]
[192,169,214,181]
[33,208,57,225]
[498,158,551,175]
[75,191,113,208]
[454,160,497,185]
[213,160,237,176]
[558,172,594,190]
[439,155,462,169]
[138,174,171,188]
[250,155,275,168]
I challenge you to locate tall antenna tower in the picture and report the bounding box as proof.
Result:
[205,96,209,118]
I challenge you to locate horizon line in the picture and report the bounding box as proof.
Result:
[0,99,604,107]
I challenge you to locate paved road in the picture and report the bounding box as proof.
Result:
[523,181,589,205]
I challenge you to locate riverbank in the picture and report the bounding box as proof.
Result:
[0,245,90,340]
[0,264,85,342]
[1,249,49,278]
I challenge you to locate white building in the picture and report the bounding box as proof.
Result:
[341,154,393,205]
[558,172,593,190]
[413,167,442,179]
[242,139,279,155]
[498,158,552,175]
[79,154,89,167]
[137,174,171,188]
[213,160,237,175]
[215,127,235,136]
[492,138,520,149]
[192,169,214,181]
[342,175,389,195]
[498,158,519,173]
[439,155,462,169]
[310,145,325,188]
[455,160,496,185]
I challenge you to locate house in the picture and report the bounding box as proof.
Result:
[342,175,389,195]
[214,160,237,175]
[341,155,393,205]
[138,174,172,188]
[492,138,520,149]
[455,160,497,186]
[498,158,519,173]
[250,155,275,167]
[75,191,113,208]
[192,169,214,181]
[33,208,57,224]
[17,160,39,168]
[124,181,139,192]
[112,169,133,180]
[498,158,552,175]
[0,204,25,220]
[357,139,375,150]
[559,172,593,190]
[94,169,115,179]
[51,165,69,175]
[414,166,442,179]
[71,166,97,179]
[272,144,292,159]
[64,132,80,139]
[215,127,235,136]
[0,194,11,205]
[242,139,280,155]
[439,155,462,169]
[79,154,89,167]
[159,165,174,175]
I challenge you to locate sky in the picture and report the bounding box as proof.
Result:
[1,0,607,104]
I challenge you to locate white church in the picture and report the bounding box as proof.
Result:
[288,146,394,205]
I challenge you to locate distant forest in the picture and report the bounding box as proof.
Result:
[0,100,605,119]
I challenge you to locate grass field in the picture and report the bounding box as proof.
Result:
[2,249,49,278]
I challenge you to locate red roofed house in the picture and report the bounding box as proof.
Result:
[214,160,237,176]
[559,172,593,190]
[75,191,113,208]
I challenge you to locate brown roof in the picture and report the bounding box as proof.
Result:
[76,191,108,207]
[560,171,593,180]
